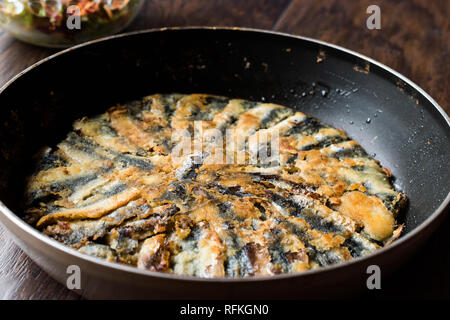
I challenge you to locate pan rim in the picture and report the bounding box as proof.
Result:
[0,26,449,284]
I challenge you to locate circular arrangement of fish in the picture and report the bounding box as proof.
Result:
[24,94,406,277]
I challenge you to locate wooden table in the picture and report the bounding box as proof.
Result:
[0,0,448,300]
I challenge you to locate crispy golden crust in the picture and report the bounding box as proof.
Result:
[24,94,406,278]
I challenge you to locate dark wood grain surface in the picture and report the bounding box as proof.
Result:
[0,0,448,300]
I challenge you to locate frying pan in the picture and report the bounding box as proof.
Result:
[0,27,448,299]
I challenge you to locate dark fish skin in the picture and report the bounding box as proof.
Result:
[259,107,294,129]
[43,199,151,246]
[300,135,350,151]
[34,149,68,171]
[188,96,230,121]
[24,94,406,277]
[286,117,325,136]
[327,143,368,160]
[64,132,154,170]
[267,191,343,235]
[27,173,100,205]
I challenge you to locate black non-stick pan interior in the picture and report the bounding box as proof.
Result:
[0,28,449,236]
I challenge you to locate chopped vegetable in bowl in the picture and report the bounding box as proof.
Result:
[0,0,145,47]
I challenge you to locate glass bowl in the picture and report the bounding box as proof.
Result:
[0,0,145,48]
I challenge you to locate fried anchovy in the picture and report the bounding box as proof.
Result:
[24,94,406,277]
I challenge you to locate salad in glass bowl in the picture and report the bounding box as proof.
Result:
[0,0,145,47]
